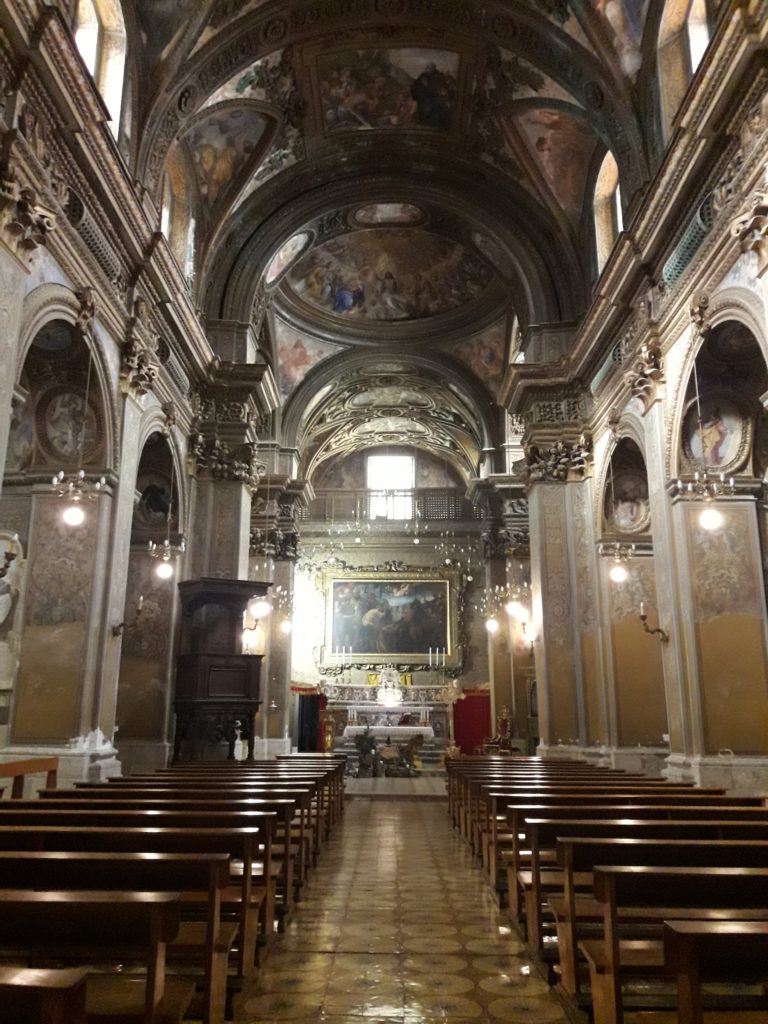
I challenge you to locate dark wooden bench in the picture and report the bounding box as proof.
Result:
[580,865,768,1024]
[0,889,192,1024]
[663,920,768,1024]
[0,814,275,966]
[506,805,768,925]
[552,837,768,995]
[0,850,234,1024]
[0,966,87,1024]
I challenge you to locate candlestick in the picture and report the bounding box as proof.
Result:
[639,600,645,618]
[137,594,144,613]
[442,647,446,667]
[429,647,432,668]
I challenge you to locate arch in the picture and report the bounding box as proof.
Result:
[18,284,118,472]
[135,407,189,536]
[598,436,652,540]
[73,0,127,138]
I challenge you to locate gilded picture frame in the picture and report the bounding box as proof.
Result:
[322,568,457,665]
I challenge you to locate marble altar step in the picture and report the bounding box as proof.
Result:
[333,738,446,775]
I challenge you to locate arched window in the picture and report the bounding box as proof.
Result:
[593,151,623,274]
[160,174,173,239]
[658,0,711,141]
[73,0,127,138]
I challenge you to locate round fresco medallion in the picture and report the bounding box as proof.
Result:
[286,228,494,321]
[36,386,103,465]
[682,396,750,475]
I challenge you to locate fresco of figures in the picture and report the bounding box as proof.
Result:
[184,105,269,209]
[286,229,493,321]
[274,316,345,398]
[447,320,507,395]
[319,48,459,132]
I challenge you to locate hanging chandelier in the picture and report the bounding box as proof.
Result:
[148,471,185,579]
[675,359,735,530]
[51,347,105,525]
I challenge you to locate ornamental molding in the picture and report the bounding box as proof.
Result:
[731,188,768,278]
[0,171,55,266]
[623,340,664,412]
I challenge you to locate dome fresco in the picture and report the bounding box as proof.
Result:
[285,229,494,322]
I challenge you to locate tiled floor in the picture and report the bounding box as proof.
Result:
[234,798,568,1023]
[344,777,447,798]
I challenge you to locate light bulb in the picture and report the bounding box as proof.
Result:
[609,563,629,583]
[62,503,85,526]
[279,619,292,635]
[247,596,272,619]
[155,560,174,579]
[504,600,529,622]
[413,537,420,544]
[485,617,500,634]
[699,506,723,531]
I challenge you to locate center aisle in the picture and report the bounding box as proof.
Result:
[236,799,568,1023]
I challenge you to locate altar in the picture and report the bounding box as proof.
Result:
[343,725,435,742]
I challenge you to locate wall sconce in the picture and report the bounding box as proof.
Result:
[113,594,144,637]
[522,621,537,653]
[639,601,669,643]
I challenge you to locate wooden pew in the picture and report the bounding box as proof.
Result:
[0,890,192,1024]
[0,824,266,979]
[0,966,87,1024]
[58,784,313,890]
[0,757,58,798]
[0,798,292,921]
[552,837,768,995]
[663,920,768,1024]
[580,865,768,1024]
[0,851,233,1024]
[505,804,768,924]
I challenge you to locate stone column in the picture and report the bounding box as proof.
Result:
[187,365,266,581]
[524,434,593,756]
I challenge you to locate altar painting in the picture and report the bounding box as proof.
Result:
[326,573,453,658]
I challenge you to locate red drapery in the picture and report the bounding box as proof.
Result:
[453,692,491,755]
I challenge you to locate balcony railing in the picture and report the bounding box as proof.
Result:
[300,488,482,522]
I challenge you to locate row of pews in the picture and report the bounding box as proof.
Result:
[447,754,768,1024]
[0,752,346,1024]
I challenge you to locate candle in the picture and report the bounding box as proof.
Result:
[442,648,446,667]
[640,601,645,618]
[137,594,144,613]
[429,647,432,667]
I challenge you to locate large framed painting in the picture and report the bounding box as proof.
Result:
[323,569,457,664]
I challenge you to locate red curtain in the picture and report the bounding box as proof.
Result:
[453,693,491,755]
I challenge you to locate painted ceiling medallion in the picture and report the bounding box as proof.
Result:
[286,229,494,322]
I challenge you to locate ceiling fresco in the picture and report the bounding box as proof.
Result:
[444,319,508,398]
[274,315,346,400]
[131,0,663,471]
[317,49,460,133]
[183,104,270,211]
[284,230,495,322]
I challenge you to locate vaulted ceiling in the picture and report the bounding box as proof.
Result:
[121,0,663,482]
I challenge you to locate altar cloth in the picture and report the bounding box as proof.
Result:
[343,725,434,741]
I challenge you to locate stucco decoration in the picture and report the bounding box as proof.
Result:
[286,229,494,322]
[354,203,424,226]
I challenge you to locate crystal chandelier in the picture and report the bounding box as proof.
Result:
[51,348,105,525]
[376,665,404,707]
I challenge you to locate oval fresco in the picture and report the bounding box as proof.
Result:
[265,231,311,286]
[286,229,494,321]
[355,203,424,226]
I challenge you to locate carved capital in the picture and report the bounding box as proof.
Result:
[731,190,768,278]
[523,434,592,484]
[689,292,711,337]
[0,176,56,266]
[192,432,265,491]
